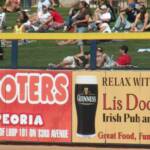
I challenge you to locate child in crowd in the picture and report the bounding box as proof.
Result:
[14,19,25,33]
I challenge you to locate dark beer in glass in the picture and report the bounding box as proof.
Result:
[75,76,98,137]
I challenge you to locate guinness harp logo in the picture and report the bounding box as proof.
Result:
[84,87,89,95]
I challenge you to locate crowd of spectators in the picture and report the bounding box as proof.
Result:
[48,45,133,69]
[0,0,148,68]
[0,0,149,33]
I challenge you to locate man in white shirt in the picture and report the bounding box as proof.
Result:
[39,5,52,23]
[99,5,111,22]
[37,0,51,17]
[89,5,111,32]
[95,5,111,32]
[98,5,111,32]
[37,5,52,31]
[25,4,52,32]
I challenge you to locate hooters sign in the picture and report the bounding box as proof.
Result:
[0,70,72,143]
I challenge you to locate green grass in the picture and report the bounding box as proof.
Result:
[0,5,150,69]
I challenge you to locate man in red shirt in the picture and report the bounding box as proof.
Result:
[48,8,64,29]
[115,45,132,67]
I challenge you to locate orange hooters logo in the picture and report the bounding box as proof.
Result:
[0,73,69,105]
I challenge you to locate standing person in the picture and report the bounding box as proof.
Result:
[72,1,91,54]
[3,0,20,12]
[131,5,150,32]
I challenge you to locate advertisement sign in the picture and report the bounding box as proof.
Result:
[0,70,72,143]
[72,71,150,145]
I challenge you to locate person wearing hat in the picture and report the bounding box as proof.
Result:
[90,4,111,32]
[37,0,51,17]
[37,4,53,32]
[98,0,116,21]
[112,2,140,32]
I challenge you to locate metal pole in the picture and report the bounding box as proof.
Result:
[90,40,97,70]
[11,40,18,69]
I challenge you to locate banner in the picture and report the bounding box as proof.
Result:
[72,71,150,145]
[0,70,72,143]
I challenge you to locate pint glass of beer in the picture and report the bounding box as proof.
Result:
[75,76,98,137]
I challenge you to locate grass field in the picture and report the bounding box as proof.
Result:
[0,2,150,69]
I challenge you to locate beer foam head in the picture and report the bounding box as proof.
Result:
[76,76,97,84]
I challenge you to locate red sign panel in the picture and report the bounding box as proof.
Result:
[0,70,72,143]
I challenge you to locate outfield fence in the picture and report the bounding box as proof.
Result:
[0,33,150,147]
[0,32,150,69]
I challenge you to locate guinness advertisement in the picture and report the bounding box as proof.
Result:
[75,76,98,137]
[72,71,150,145]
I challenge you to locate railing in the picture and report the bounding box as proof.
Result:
[1,32,150,69]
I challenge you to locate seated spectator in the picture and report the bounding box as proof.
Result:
[131,5,150,32]
[59,1,91,54]
[97,5,111,32]
[18,10,29,24]
[112,3,139,32]
[89,5,111,32]
[48,7,64,30]
[23,13,38,32]
[96,47,108,68]
[14,19,29,45]
[26,5,52,32]
[72,1,91,54]
[48,51,90,69]
[0,6,6,32]
[114,45,132,67]
[37,0,51,17]
[38,5,52,31]
[63,4,79,31]
[3,0,20,12]
[14,19,25,33]
[98,0,116,21]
